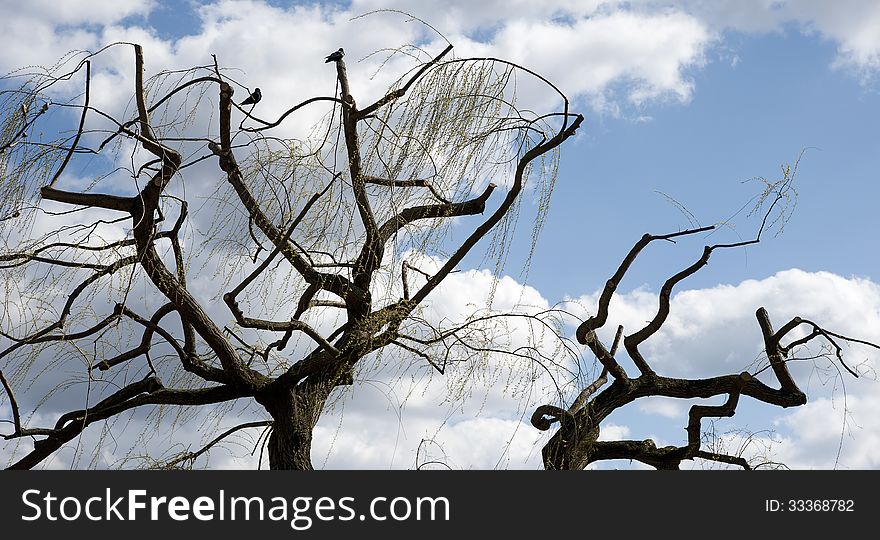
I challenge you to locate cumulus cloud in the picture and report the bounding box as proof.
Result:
[637,397,687,418]
[598,423,631,440]
[650,0,880,74]
[4,0,880,121]
[0,0,152,69]
[568,269,880,381]
[567,269,880,469]
[772,393,880,469]
[786,0,880,73]
[484,11,709,106]
[0,0,711,117]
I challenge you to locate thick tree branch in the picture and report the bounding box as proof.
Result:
[40,187,134,213]
[410,113,584,308]
[694,450,751,470]
[582,327,628,382]
[95,302,176,371]
[6,381,250,470]
[0,370,22,437]
[114,304,228,382]
[363,175,450,204]
[575,227,714,345]
[569,325,622,413]
[224,306,340,357]
[376,183,495,244]
[335,57,379,305]
[211,84,359,307]
[756,308,803,393]
[125,45,264,391]
[351,183,497,286]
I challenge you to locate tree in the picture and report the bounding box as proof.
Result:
[0,40,581,470]
[531,165,879,469]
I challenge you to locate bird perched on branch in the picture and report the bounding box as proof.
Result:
[240,87,262,106]
[325,48,344,63]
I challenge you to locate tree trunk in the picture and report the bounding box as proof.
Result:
[267,414,315,470]
[543,424,599,470]
[260,385,327,470]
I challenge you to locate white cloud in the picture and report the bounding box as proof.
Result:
[598,422,631,440]
[637,397,686,418]
[665,0,789,33]
[3,0,880,122]
[8,0,153,25]
[0,0,712,117]
[568,269,880,469]
[315,415,546,470]
[568,269,880,381]
[486,11,709,106]
[0,0,152,70]
[352,0,610,35]
[650,0,880,74]
[770,393,880,469]
[786,0,880,73]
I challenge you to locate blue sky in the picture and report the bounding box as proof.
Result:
[496,28,880,300]
[1,0,879,470]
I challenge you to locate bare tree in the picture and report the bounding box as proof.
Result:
[0,40,582,469]
[531,167,880,469]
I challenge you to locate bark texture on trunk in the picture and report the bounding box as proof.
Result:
[262,385,327,470]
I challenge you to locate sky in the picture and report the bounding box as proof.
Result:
[0,0,879,470]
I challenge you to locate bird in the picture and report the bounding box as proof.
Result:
[240,88,262,106]
[325,48,344,63]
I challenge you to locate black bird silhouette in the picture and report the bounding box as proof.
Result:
[240,87,262,106]
[325,48,344,63]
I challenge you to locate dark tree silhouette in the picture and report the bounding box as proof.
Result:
[0,41,581,469]
[530,166,879,469]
